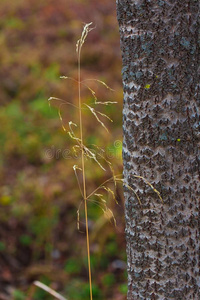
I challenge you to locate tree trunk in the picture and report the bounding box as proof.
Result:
[116,0,200,299]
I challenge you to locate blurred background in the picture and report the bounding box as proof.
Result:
[0,0,125,299]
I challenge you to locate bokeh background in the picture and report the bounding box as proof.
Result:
[0,0,125,299]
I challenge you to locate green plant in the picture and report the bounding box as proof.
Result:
[119,283,128,295]
[12,289,26,300]
[64,258,82,275]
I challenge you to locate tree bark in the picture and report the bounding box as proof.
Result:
[116,0,200,299]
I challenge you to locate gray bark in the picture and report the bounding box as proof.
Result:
[116,0,200,299]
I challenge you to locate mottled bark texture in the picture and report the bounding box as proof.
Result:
[116,0,200,299]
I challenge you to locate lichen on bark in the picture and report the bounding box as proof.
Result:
[116,0,200,299]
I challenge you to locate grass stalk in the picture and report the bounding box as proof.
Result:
[77,38,93,300]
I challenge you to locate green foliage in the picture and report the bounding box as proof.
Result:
[65,280,102,300]
[29,214,57,244]
[30,97,58,119]
[87,200,102,221]
[102,273,116,287]
[5,17,25,30]
[19,234,32,246]
[44,64,60,81]
[64,258,82,274]
[33,278,52,300]
[12,290,26,300]
[106,238,118,256]
[99,256,109,269]
[119,283,128,295]
[33,288,49,300]
[0,242,6,252]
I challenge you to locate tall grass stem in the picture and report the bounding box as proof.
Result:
[78,46,93,300]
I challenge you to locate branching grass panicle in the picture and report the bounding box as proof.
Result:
[50,22,118,300]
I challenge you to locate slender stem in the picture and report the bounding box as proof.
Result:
[78,50,93,300]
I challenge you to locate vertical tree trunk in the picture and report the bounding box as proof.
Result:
[116,0,200,299]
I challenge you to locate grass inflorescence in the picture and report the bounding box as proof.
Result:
[49,22,118,300]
